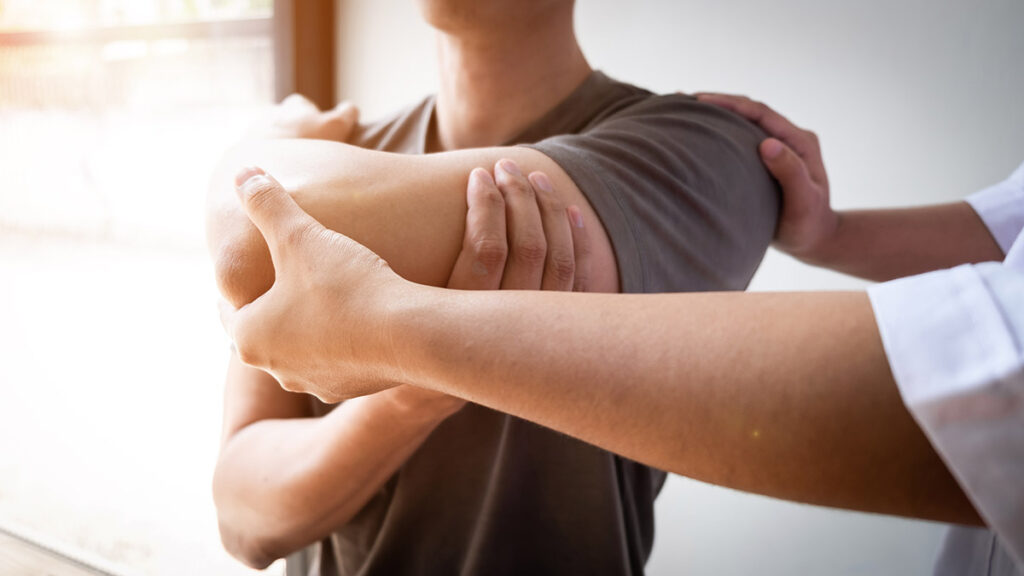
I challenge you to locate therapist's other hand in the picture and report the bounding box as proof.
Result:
[395,160,591,410]
[221,162,589,403]
[221,166,408,403]
[254,93,359,141]
[450,160,591,294]
[696,93,839,261]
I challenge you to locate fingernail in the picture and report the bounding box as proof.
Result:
[471,167,495,187]
[498,159,521,177]
[569,206,584,229]
[234,166,265,188]
[762,139,784,159]
[530,172,553,193]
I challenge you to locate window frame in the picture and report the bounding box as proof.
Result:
[273,0,336,110]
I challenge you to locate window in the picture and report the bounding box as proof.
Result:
[0,1,330,574]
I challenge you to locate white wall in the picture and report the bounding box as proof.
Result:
[334,1,1024,574]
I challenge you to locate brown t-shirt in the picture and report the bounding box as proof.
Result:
[287,71,779,576]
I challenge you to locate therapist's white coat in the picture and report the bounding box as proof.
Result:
[870,161,1024,575]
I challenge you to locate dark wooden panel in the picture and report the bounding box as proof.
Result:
[273,0,336,109]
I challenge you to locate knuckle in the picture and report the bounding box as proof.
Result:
[468,237,508,269]
[547,250,576,283]
[537,191,564,214]
[500,175,534,199]
[512,237,547,265]
[244,180,280,211]
[477,183,505,208]
[235,341,260,367]
[283,220,319,249]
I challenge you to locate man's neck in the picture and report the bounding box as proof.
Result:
[432,15,591,152]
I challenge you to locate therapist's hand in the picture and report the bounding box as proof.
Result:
[221,162,589,403]
[388,160,591,411]
[696,93,839,261]
[221,166,412,403]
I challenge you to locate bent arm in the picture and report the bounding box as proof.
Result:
[212,357,461,569]
[206,139,618,306]
[210,154,589,567]
[395,287,981,525]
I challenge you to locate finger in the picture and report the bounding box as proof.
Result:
[760,138,819,216]
[566,206,591,293]
[529,171,575,292]
[697,93,807,146]
[321,101,360,141]
[696,93,826,184]
[218,297,265,368]
[447,168,508,290]
[495,159,547,290]
[234,166,325,268]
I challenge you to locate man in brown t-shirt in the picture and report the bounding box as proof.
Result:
[208,2,778,575]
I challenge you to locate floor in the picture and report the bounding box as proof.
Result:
[0,528,114,576]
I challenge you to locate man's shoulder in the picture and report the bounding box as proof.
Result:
[585,84,771,147]
[347,96,434,153]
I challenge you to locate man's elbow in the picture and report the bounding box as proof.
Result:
[212,239,275,309]
[212,466,298,569]
[218,522,280,571]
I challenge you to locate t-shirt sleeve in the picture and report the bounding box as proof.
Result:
[966,160,1024,255]
[525,95,780,293]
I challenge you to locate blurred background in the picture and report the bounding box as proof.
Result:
[0,0,1022,574]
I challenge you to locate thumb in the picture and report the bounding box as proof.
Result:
[234,166,324,263]
[759,138,815,203]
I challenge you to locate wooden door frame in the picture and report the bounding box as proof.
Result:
[274,0,336,109]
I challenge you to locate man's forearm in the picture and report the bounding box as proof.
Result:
[799,202,1004,281]
[206,138,617,307]
[214,363,461,568]
[394,287,980,525]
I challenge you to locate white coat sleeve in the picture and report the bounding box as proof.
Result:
[966,161,1024,254]
[868,229,1024,569]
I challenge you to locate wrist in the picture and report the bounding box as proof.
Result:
[378,280,445,390]
[787,209,844,267]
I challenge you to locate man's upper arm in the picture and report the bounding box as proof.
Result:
[524,94,781,294]
[207,139,623,306]
[206,96,781,308]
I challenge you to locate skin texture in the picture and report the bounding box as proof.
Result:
[211,10,1003,568]
[218,98,1010,537]
[213,163,587,567]
[209,0,604,566]
[696,93,1004,280]
[221,165,984,528]
[207,142,617,310]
